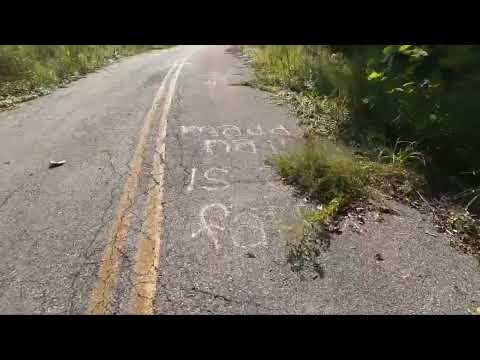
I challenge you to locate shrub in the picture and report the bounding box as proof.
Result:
[247,45,480,200]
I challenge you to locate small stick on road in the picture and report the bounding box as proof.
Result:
[49,160,66,169]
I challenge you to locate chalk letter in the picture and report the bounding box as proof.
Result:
[192,203,231,250]
[232,139,256,154]
[247,124,264,136]
[270,124,290,136]
[180,126,203,136]
[204,139,231,155]
[202,168,230,191]
[186,168,197,192]
[231,212,267,249]
[204,126,219,137]
[219,125,242,138]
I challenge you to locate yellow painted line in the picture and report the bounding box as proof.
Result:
[130,60,187,314]
[87,62,179,314]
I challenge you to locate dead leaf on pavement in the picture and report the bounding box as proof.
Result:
[374,253,384,261]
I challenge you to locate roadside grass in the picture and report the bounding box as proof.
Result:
[245,45,410,268]
[243,46,352,140]
[273,139,422,271]
[274,141,369,206]
[0,45,173,109]
[242,45,480,270]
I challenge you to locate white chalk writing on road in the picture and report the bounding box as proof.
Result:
[202,168,230,191]
[179,124,293,138]
[191,203,231,250]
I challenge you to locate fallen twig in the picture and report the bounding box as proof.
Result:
[416,190,436,214]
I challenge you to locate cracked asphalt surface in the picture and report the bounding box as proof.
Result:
[1,45,480,314]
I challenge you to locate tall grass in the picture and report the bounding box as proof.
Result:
[274,139,414,206]
[250,46,354,139]
[0,45,169,105]
[251,45,353,96]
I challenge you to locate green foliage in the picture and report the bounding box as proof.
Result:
[248,45,480,263]
[246,46,354,139]
[0,45,168,107]
[251,45,353,96]
[304,199,342,224]
[247,45,480,200]
[273,139,416,204]
[275,140,418,272]
[359,45,480,193]
[286,204,336,274]
[273,140,368,205]
[377,139,426,167]
[367,71,384,81]
[293,93,350,138]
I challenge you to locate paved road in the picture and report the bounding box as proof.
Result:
[1,45,479,314]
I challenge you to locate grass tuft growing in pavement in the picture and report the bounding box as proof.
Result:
[273,139,421,272]
[273,139,417,205]
[274,140,368,206]
[285,200,340,276]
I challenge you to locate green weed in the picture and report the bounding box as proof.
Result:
[377,139,426,167]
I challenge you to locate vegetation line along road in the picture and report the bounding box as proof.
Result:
[0,45,172,109]
[242,45,480,270]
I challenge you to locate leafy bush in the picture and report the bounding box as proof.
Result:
[352,45,480,193]
[248,45,480,203]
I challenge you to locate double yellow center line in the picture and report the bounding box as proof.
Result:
[87,59,187,314]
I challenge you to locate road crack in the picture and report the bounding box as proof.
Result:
[0,184,24,212]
